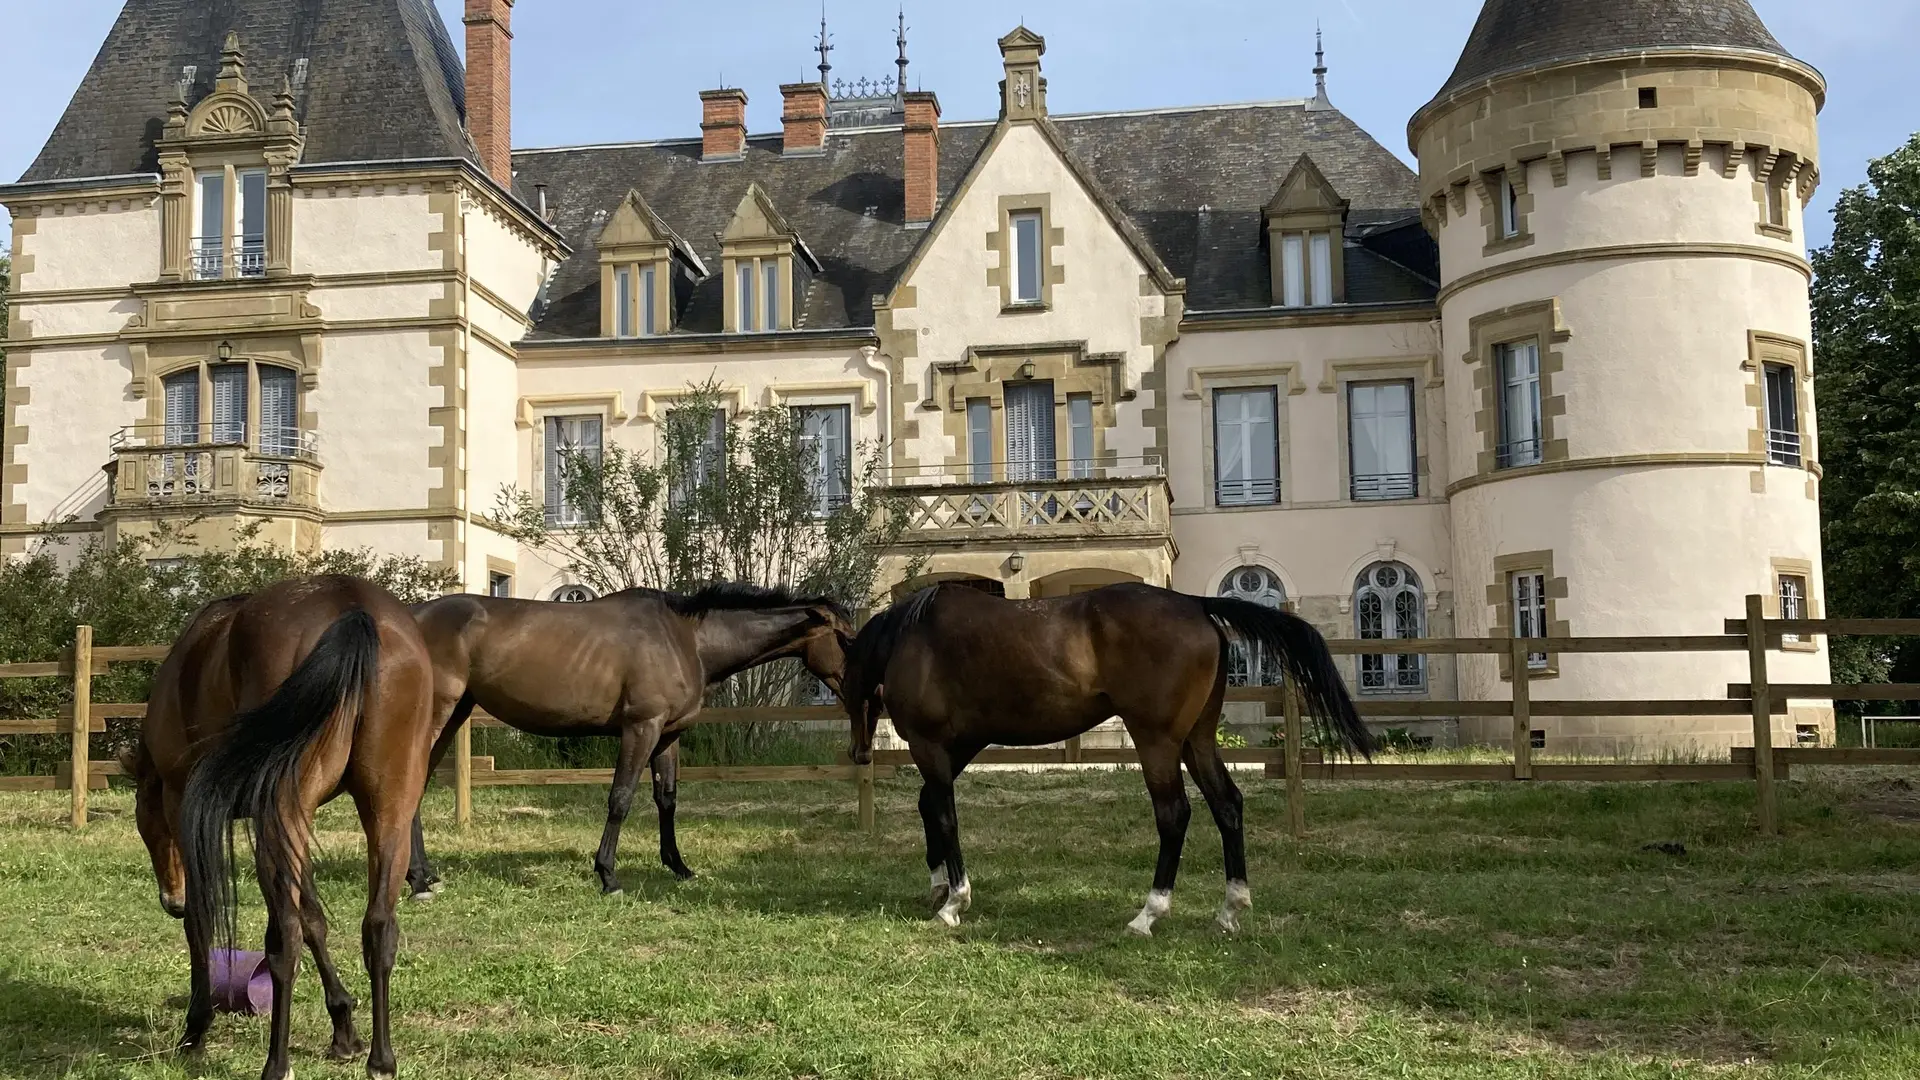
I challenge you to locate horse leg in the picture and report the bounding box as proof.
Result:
[359,800,415,1080]
[176,864,216,1058]
[1182,735,1250,933]
[594,717,664,896]
[407,693,471,900]
[254,832,308,1080]
[651,733,694,880]
[910,740,980,926]
[1126,739,1192,937]
[300,865,365,1061]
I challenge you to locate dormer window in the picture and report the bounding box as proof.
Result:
[1263,154,1349,308]
[720,182,818,334]
[1012,211,1043,304]
[190,166,269,279]
[596,188,699,338]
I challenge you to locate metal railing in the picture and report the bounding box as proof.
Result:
[1351,472,1418,501]
[111,423,318,462]
[1215,477,1279,506]
[1767,428,1803,467]
[108,425,320,508]
[881,457,1170,543]
[188,236,267,279]
[1496,438,1543,468]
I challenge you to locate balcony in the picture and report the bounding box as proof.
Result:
[881,457,1171,547]
[190,236,267,281]
[106,425,321,511]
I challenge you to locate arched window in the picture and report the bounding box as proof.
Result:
[1355,562,1425,692]
[1219,566,1286,686]
[552,585,597,603]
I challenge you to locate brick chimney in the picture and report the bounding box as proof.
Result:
[700,88,749,162]
[463,0,515,184]
[780,82,828,156]
[903,91,941,225]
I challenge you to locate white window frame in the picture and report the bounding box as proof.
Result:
[1499,171,1521,239]
[762,260,780,333]
[1497,340,1543,468]
[236,168,267,277]
[642,264,658,335]
[794,403,852,517]
[1348,379,1417,501]
[614,266,635,338]
[488,572,513,598]
[1511,571,1549,670]
[1220,566,1287,687]
[1213,387,1279,506]
[967,398,993,483]
[1308,231,1333,307]
[736,262,757,332]
[1779,573,1808,644]
[1004,380,1057,484]
[553,585,597,603]
[1067,393,1094,479]
[193,169,226,280]
[1011,211,1043,304]
[1356,563,1426,693]
[1279,234,1305,308]
[1763,362,1802,466]
[543,415,603,527]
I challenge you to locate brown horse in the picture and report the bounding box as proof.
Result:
[405,583,855,896]
[843,581,1372,935]
[126,575,439,1080]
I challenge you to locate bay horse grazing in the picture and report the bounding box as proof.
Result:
[125,575,439,1080]
[844,581,1373,936]
[405,583,855,896]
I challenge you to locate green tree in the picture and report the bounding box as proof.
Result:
[0,522,459,775]
[1811,132,1920,689]
[492,379,915,738]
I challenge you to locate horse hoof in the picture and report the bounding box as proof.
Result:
[1215,911,1241,934]
[934,908,962,928]
[409,890,435,903]
[1125,916,1156,937]
[328,1039,367,1062]
[605,887,624,898]
[670,866,696,882]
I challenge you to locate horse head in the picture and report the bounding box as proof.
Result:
[123,743,186,919]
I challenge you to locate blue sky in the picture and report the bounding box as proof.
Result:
[4,1,1916,252]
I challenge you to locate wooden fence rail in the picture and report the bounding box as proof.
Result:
[6,596,1920,835]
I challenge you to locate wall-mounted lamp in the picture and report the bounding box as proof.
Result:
[1007,552,1025,574]
[217,341,233,362]
[1016,360,1036,380]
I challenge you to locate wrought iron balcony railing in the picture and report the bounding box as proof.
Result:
[107,424,320,509]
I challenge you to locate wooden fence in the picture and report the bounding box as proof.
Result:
[4,595,1919,836]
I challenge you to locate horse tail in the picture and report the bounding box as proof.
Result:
[179,608,381,953]
[1200,596,1375,759]
[844,586,941,719]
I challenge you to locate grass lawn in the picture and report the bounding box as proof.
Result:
[3,769,1920,1078]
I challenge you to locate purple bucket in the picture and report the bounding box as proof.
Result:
[210,948,273,1015]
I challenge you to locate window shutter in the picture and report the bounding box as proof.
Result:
[543,417,563,521]
[1215,391,1248,499]
[164,372,201,445]
[211,365,246,445]
[968,399,992,482]
[1004,381,1055,482]
[259,366,297,455]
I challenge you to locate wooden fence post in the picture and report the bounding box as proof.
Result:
[70,625,92,830]
[454,718,473,829]
[857,760,876,833]
[1747,593,1778,834]
[1511,634,1533,780]
[1282,683,1306,839]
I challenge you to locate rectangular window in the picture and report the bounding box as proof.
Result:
[1349,380,1416,500]
[1309,231,1333,307]
[1012,211,1043,304]
[488,572,513,598]
[259,366,298,457]
[614,266,634,337]
[1638,87,1659,109]
[1214,387,1278,506]
[642,265,658,335]
[194,170,225,279]
[210,364,247,445]
[1499,171,1521,239]
[794,404,852,516]
[1497,340,1543,468]
[737,262,757,332]
[1004,380,1057,483]
[670,408,728,508]
[1280,233,1305,308]
[763,260,780,331]
[1068,393,1094,479]
[1764,362,1801,466]
[967,398,993,483]
[543,415,603,526]
[1766,181,1787,228]
[1779,573,1809,644]
[1511,571,1548,670]
[237,169,267,277]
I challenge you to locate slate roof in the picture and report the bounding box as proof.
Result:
[18,0,474,184]
[512,101,1435,340]
[1437,0,1795,99]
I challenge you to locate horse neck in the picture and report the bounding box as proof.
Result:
[693,608,819,684]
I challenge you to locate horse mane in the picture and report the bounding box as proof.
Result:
[649,581,851,622]
[843,585,943,715]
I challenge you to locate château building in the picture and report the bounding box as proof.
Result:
[2,0,1833,752]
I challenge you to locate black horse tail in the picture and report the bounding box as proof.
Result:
[179,608,381,953]
[844,585,941,720]
[1200,596,1375,759]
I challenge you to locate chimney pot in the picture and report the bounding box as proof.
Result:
[903,91,941,225]
[780,82,829,156]
[463,0,515,184]
[700,88,750,162]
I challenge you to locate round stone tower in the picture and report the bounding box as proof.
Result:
[1411,0,1832,754]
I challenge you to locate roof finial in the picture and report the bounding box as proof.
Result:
[1308,23,1333,111]
[896,5,909,100]
[217,29,249,94]
[817,3,834,88]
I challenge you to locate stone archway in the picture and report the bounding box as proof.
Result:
[1031,567,1142,599]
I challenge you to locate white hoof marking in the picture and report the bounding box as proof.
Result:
[1217,879,1251,933]
[934,875,972,927]
[1128,888,1173,937]
[409,890,435,903]
[605,888,623,898]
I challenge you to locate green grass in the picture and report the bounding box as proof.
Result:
[4,770,1920,1078]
